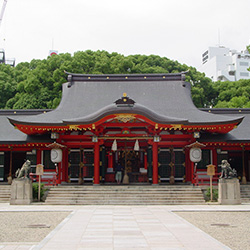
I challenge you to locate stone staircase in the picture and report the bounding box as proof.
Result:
[240,185,250,203]
[0,185,11,203]
[45,185,206,205]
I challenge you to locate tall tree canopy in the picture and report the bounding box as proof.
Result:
[212,79,250,108]
[0,49,248,110]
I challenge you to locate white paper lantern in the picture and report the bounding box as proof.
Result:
[51,148,62,163]
[134,139,139,151]
[190,147,202,163]
[111,139,117,151]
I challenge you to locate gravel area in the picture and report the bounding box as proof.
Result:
[0,211,71,242]
[175,211,250,250]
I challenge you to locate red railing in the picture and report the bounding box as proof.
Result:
[29,172,57,186]
[194,171,221,186]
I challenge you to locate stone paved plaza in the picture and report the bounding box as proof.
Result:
[0,203,250,249]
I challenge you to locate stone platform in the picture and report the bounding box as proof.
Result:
[10,178,33,205]
[218,178,241,205]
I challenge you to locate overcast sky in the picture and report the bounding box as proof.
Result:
[0,0,250,71]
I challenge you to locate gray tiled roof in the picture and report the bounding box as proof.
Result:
[0,109,249,144]
[0,111,52,144]
[200,109,250,142]
[8,73,243,126]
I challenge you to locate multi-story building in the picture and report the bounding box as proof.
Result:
[201,46,250,81]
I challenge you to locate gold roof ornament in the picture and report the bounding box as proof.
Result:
[115,114,136,123]
[68,125,80,131]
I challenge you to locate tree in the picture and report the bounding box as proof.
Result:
[213,79,250,108]
[0,50,217,109]
[0,64,17,109]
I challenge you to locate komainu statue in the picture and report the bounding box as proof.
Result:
[219,160,237,179]
[15,160,31,179]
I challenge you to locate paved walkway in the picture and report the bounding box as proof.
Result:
[1,203,250,250]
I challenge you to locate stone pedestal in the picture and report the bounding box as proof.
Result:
[218,178,241,205]
[10,178,33,205]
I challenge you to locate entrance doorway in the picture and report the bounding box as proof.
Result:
[4,151,26,180]
[158,148,185,182]
[68,149,94,183]
[118,150,147,183]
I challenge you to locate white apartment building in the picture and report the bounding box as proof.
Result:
[201,46,250,81]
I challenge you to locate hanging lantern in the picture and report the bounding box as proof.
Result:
[111,139,117,151]
[134,139,139,151]
[189,147,202,163]
[51,148,63,163]
[185,141,205,163]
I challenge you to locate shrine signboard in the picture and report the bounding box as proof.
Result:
[36,164,44,175]
[207,164,215,176]
[207,164,216,201]
[36,164,44,201]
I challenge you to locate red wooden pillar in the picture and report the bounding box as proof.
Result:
[36,149,42,164]
[144,152,148,169]
[185,149,190,182]
[191,161,195,184]
[57,162,62,184]
[108,152,113,170]
[152,142,158,184]
[61,149,68,182]
[212,148,218,172]
[94,143,100,185]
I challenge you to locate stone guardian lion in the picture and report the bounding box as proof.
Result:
[15,160,31,179]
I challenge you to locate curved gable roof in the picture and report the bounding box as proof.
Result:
[9,72,243,129]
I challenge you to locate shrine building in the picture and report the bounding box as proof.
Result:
[1,72,250,185]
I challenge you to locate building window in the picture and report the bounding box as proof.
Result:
[240,72,249,77]
[202,50,208,58]
[239,62,249,66]
[202,55,208,64]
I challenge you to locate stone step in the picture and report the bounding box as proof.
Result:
[48,190,203,194]
[240,186,250,200]
[45,185,206,205]
[45,194,204,199]
[53,185,199,189]
[46,192,204,197]
[46,197,204,204]
[45,200,206,205]
[240,185,250,203]
[0,185,11,202]
[48,188,203,190]
[240,188,250,191]
[48,194,204,198]
[50,188,200,194]
[0,193,11,197]
[241,198,250,202]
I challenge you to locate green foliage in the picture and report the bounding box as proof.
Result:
[32,183,47,200]
[0,64,17,108]
[0,50,216,109]
[186,67,217,108]
[213,79,250,108]
[205,187,218,201]
[1,49,250,109]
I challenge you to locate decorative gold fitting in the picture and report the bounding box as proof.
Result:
[115,114,135,123]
